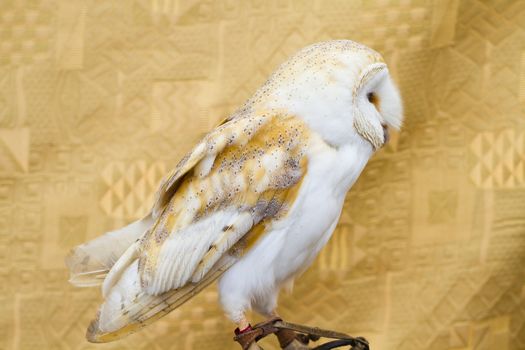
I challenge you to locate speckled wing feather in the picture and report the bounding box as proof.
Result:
[140,113,310,295]
[151,111,264,218]
[87,112,310,342]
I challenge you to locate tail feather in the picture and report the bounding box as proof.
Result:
[102,240,140,298]
[66,215,153,287]
[86,255,235,343]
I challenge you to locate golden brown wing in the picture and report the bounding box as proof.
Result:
[141,112,310,295]
[87,112,311,342]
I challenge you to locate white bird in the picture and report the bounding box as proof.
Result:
[66,40,403,343]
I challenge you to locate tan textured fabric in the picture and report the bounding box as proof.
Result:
[1,1,524,349]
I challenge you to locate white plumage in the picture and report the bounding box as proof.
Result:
[66,40,403,342]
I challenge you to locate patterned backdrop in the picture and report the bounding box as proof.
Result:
[1,0,524,349]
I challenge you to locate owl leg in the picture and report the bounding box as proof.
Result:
[236,316,251,332]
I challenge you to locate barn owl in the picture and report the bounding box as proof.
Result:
[66,40,403,344]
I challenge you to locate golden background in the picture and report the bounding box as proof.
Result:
[1,0,524,349]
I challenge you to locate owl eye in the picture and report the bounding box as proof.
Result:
[367,92,380,110]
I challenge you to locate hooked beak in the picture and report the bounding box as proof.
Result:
[382,123,389,146]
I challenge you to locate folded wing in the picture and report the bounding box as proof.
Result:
[87,112,311,342]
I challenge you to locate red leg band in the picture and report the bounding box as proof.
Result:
[234,324,253,335]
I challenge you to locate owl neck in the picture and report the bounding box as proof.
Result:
[307,133,374,199]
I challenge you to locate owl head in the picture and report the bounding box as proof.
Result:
[243,40,403,151]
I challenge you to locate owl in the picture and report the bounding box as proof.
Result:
[66,40,403,345]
